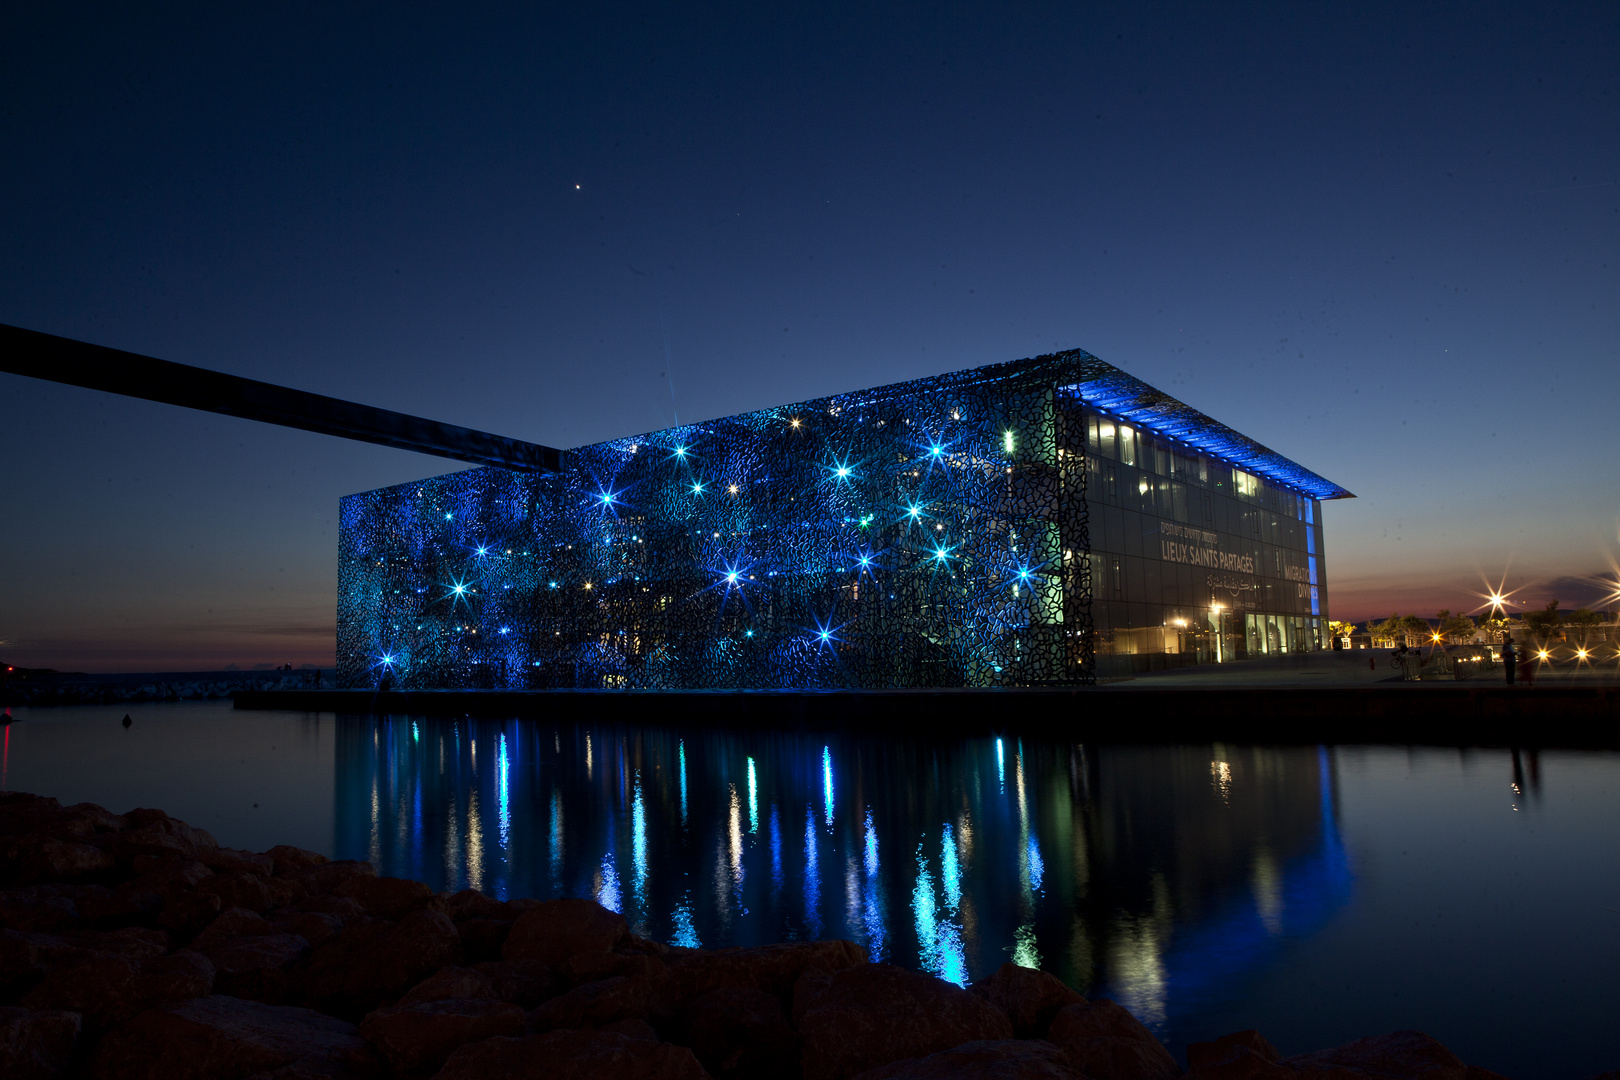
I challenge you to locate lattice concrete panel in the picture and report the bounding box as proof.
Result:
[338,350,1109,689]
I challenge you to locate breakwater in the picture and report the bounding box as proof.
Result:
[0,789,1559,1080]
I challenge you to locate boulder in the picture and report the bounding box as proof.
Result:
[121,810,217,850]
[21,949,213,1029]
[528,972,664,1031]
[197,873,273,914]
[263,845,328,877]
[204,933,310,1003]
[290,861,376,898]
[678,985,800,1080]
[797,964,1014,1080]
[1187,1031,1289,1080]
[969,963,1086,1039]
[89,994,375,1080]
[293,907,461,1018]
[1282,1030,1469,1080]
[158,892,224,939]
[444,889,511,922]
[1046,999,1179,1080]
[0,1006,81,1080]
[358,997,524,1076]
[2,836,117,884]
[471,959,559,1008]
[852,1039,1088,1080]
[270,910,345,949]
[668,940,867,1004]
[456,918,511,963]
[0,885,84,933]
[399,965,497,1005]
[434,1030,708,1080]
[333,875,436,920]
[198,848,275,878]
[501,897,626,968]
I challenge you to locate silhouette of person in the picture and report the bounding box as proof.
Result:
[1502,638,1516,685]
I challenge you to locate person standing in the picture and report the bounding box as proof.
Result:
[1502,637,1516,685]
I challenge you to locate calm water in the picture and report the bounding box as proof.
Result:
[3,701,1617,1080]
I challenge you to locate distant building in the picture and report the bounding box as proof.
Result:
[337,349,1352,688]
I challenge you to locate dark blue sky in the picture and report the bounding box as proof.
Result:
[3,2,1616,669]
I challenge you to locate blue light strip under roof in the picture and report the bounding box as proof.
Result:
[1061,361,1354,501]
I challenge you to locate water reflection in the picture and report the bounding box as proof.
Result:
[333,718,1352,1040]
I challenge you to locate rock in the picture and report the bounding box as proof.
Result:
[358,997,525,1076]
[197,872,274,914]
[562,949,668,988]
[1046,999,1179,1080]
[853,1039,1088,1080]
[0,886,83,934]
[669,940,867,1005]
[0,1006,81,1080]
[21,949,213,1028]
[528,973,664,1031]
[679,985,800,1080]
[2,836,117,884]
[270,910,345,949]
[471,959,559,1008]
[399,965,497,1005]
[333,875,436,920]
[456,918,511,963]
[294,907,461,1019]
[121,810,217,850]
[89,994,375,1080]
[290,861,376,898]
[205,933,310,1003]
[158,891,224,939]
[1187,1031,1287,1080]
[501,897,627,968]
[444,889,510,922]
[1282,1030,1469,1080]
[797,964,1014,1080]
[192,907,275,949]
[602,1017,662,1041]
[969,963,1086,1039]
[198,848,275,878]
[264,845,328,877]
[434,1030,708,1080]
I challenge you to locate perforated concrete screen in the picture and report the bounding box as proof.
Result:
[337,349,1348,689]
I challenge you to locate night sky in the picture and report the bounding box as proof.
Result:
[3,3,1616,671]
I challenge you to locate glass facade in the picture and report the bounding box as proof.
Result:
[1081,412,1328,677]
[336,350,1348,690]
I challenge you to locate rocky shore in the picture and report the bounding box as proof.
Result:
[0,790,1593,1080]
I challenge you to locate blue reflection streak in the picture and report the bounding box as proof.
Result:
[497,733,511,852]
[913,848,968,986]
[679,740,688,826]
[942,823,961,909]
[996,737,1005,793]
[804,804,821,938]
[770,804,782,896]
[862,808,886,959]
[598,852,621,912]
[671,895,701,948]
[1026,837,1045,894]
[549,787,563,886]
[748,756,759,834]
[822,746,834,826]
[633,771,648,918]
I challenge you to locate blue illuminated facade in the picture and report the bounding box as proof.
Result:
[337,349,1350,688]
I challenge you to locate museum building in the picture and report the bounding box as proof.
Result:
[336,349,1352,689]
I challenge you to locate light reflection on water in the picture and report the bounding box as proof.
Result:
[336,717,1347,1009]
[4,704,1619,1078]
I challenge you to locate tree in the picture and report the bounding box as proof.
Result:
[1398,614,1431,647]
[1565,607,1603,645]
[1523,600,1562,639]
[1479,615,1511,643]
[1372,614,1403,647]
[1436,609,1476,643]
[1328,620,1356,643]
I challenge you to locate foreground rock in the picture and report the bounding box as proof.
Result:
[0,789,1589,1080]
